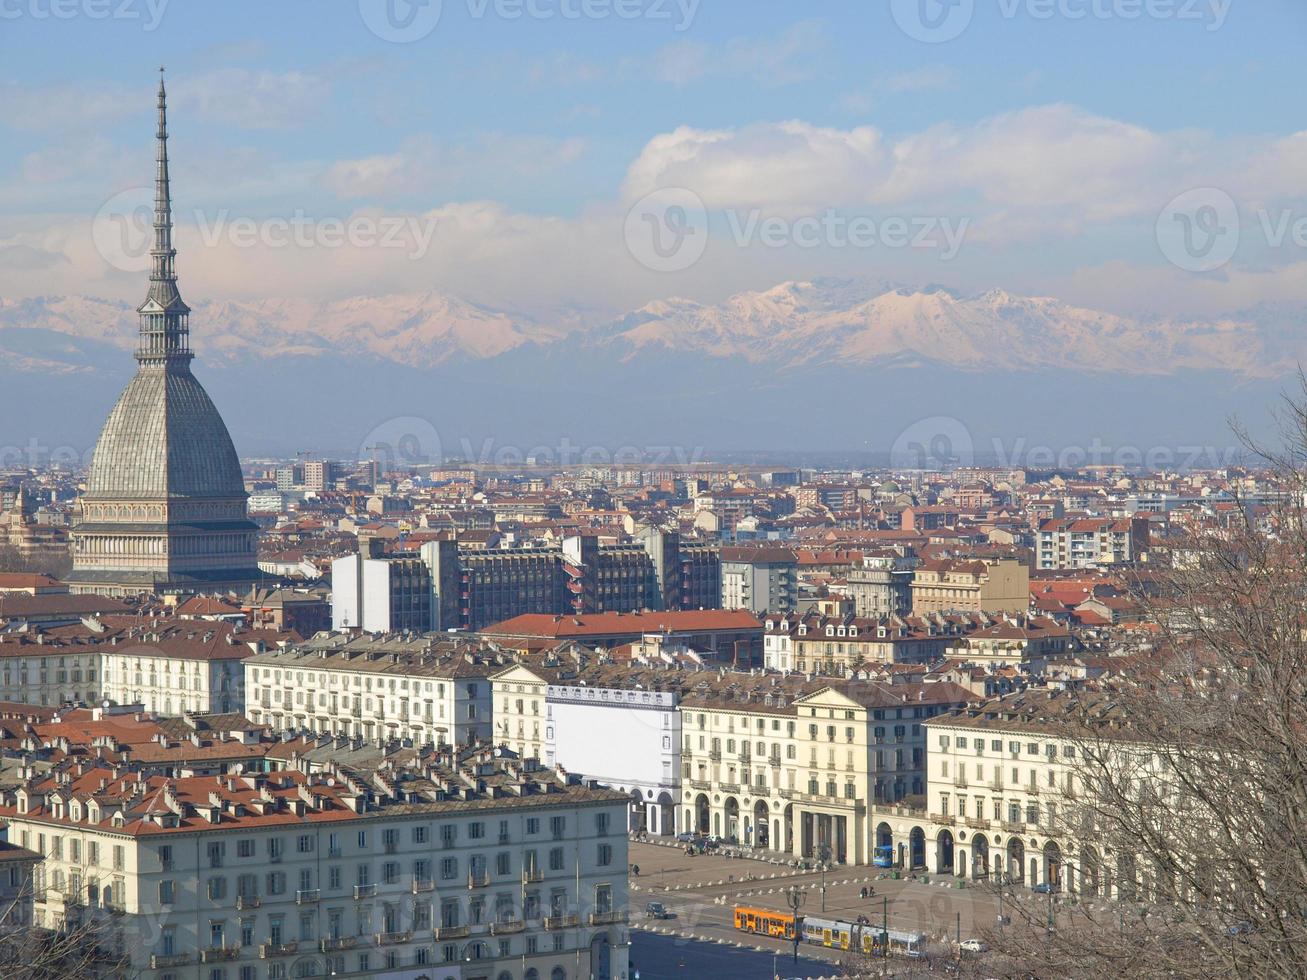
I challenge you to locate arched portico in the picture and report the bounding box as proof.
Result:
[936,830,955,875]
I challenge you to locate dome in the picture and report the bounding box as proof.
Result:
[85,362,246,500]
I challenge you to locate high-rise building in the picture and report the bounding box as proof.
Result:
[68,74,259,596]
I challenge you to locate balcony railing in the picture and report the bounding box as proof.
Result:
[544,914,580,930]
[931,813,956,826]
[522,868,544,884]
[491,919,525,934]
[296,889,320,905]
[374,931,412,946]
[353,884,377,900]
[467,872,490,889]
[412,879,435,894]
[235,895,261,910]
[589,910,628,926]
[259,941,299,958]
[319,937,356,952]
[150,953,193,968]
[434,925,469,940]
[200,946,240,963]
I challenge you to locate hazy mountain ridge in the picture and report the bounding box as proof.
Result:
[0,281,1300,378]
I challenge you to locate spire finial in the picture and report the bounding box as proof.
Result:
[137,67,191,364]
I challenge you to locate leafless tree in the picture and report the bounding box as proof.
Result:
[973,389,1307,978]
[0,878,132,979]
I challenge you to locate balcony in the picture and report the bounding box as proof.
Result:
[328,846,343,858]
[412,879,435,894]
[589,910,628,926]
[522,868,544,884]
[708,750,722,762]
[491,919,525,935]
[953,777,969,788]
[1001,820,1025,834]
[963,817,992,831]
[374,931,412,946]
[768,755,782,768]
[718,782,741,794]
[434,925,469,941]
[150,953,193,969]
[235,895,261,910]
[354,884,377,900]
[544,914,580,930]
[931,813,956,826]
[688,779,711,791]
[259,941,299,958]
[467,872,490,889]
[296,889,320,905]
[200,946,240,963]
[319,937,356,953]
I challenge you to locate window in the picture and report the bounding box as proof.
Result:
[207,876,227,900]
[549,847,564,871]
[550,816,566,839]
[159,880,175,904]
[237,839,254,859]
[297,834,314,854]
[597,844,612,866]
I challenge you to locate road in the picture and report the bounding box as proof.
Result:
[625,839,1009,973]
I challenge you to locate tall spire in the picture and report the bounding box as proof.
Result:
[137,66,192,365]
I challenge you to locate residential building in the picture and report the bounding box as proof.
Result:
[244,633,497,746]
[843,551,916,618]
[910,557,1029,615]
[678,675,971,864]
[1037,517,1150,569]
[0,748,630,980]
[331,539,434,633]
[719,546,797,614]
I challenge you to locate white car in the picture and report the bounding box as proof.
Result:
[959,938,989,953]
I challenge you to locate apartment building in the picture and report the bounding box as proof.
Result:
[918,689,1134,897]
[910,557,1029,615]
[762,611,978,674]
[331,539,435,633]
[0,748,630,980]
[843,551,916,618]
[492,661,682,837]
[945,614,1072,667]
[719,547,797,614]
[1037,517,1150,570]
[244,633,496,746]
[678,676,970,864]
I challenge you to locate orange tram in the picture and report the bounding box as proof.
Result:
[732,905,798,940]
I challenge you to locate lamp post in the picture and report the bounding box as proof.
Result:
[785,885,806,965]
[818,842,831,913]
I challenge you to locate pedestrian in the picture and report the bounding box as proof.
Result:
[632,864,640,877]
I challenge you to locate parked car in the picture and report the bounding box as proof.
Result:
[958,938,989,953]
[1032,882,1060,894]
[675,832,697,843]
[645,902,672,920]
[704,837,722,850]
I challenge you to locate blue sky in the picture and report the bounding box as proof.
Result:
[2,0,1306,319]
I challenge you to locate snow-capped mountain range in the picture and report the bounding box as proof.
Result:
[0,279,1299,378]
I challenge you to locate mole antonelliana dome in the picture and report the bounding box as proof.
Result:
[68,71,259,596]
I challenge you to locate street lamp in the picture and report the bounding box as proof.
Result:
[785,885,807,965]
[818,842,832,913]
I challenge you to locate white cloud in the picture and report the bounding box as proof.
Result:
[324,135,587,200]
[171,69,330,130]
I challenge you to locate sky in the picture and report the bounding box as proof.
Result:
[2,0,1307,322]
